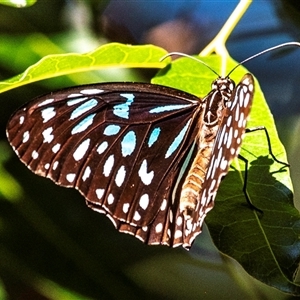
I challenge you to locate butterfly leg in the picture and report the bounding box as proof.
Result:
[237,154,263,214]
[245,126,290,167]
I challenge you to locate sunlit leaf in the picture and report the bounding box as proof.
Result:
[0,0,36,8]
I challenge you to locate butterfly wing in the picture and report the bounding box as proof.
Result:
[199,74,254,213]
[7,82,204,247]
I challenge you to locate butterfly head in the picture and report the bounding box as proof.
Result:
[203,77,235,125]
[211,77,235,102]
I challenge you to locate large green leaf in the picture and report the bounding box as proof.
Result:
[0,43,168,93]
[153,55,300,295]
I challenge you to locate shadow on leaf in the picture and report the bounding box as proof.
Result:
[206,155,300,295]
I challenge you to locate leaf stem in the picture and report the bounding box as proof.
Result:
[199,0,252,75]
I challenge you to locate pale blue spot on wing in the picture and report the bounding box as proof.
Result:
[121,131,136,157]
[71,113,96,134]
[113,93,134,119]
[149,104,191,114]
[70,99,98,119]
[103,124,121,136]
[165,119,191,158]
[171,141,196,200]
[148,127,161,147]
[120,93,134,100]
[67,97,88,106]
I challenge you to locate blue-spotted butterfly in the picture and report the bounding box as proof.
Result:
[6,43,294,249]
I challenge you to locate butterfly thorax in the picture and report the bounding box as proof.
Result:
[179,77,235,218]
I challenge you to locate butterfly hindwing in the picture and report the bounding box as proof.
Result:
[200,74,254,210]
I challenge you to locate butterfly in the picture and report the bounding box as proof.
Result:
[6,64,255,249]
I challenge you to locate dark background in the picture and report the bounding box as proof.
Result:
[0,0,300,299]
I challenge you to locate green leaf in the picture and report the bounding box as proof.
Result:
[153,55,299,295]
[0,142,23,202]
[0,0,36,8]
[0,43,168,93]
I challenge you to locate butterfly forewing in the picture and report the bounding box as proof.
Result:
[6,83,202,229]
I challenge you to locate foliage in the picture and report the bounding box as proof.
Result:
[0,1,299,299]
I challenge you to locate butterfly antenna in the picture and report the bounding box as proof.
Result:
[160,52,220,77]
[227,41,300,77]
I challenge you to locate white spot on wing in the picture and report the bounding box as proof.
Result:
[53,161,59,170]
[139,194,149,210]
[226,127,233,149]
[174,230,182,239]
[133,211,141,221]
[52,143,61,153]
[73,139,90,161]
[96,188,105,199]
[244,92,250,107]
[97,141,108,154]
[19,116,25,124]
[82,166,91,181]
[103,154,114,177]
[80,88,104,95]
[38,98,54,107]
[160,199,167,211]
[42,127,54,143]
[23,131,29,143]
[67,97,88,106]
[238,112,245,128]
[169,210,173,223]
[123,203,130,213]
[155,223,163,233]
[107,193,114,205]
[41,107,56,123]
[138,159,154,185]
[67,93,83,98]
[115,165,126,187]
[220,157,228,170]
[176,216,183,226]
[32,150,38,159]
[226,115,232,127]
[66,173,76,183]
